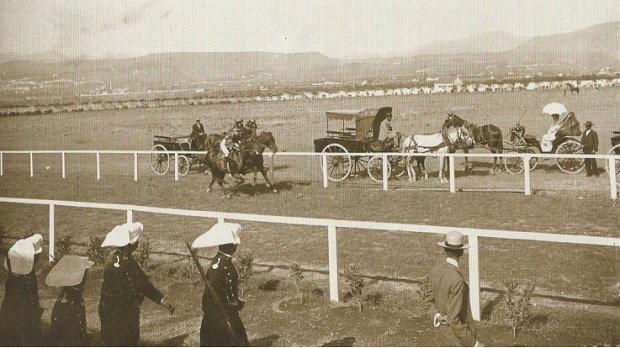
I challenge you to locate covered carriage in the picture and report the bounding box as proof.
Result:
[150,135,201,176]
[313,107,409,182]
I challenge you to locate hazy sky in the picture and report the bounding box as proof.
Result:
[1,0,618,58]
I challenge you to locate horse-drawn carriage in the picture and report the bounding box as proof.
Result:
[313,107,409,182]
[150,135,201,176]
[503,112,586,174]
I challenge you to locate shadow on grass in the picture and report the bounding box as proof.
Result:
[321,336,356,347]
[231,180,310,196]
[250,334,280,347]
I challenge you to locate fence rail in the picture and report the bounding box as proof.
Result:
[0,196,619,322]
[0,149,618,200]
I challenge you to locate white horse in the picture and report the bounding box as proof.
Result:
[401,127,473,183]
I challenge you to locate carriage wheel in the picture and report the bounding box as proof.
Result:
[352,156,369,177]
[390,156,408,178]
[608,144,620,184]
[178,155,190,176]
[503,150,525,175]
[320,143,352,182]
[556,139,585,174]
[150,144,170,175]
[526,146,540,171]
[367,155,391,183]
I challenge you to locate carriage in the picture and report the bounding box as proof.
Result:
[610,131,620,184]
[313,107,408,182]
[150,135,201,176]
[503,112,585,174]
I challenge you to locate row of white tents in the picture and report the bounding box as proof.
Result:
[255,78,620,101]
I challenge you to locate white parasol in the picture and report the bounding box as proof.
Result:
[542,102,567,115]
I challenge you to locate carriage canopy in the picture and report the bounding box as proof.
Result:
[557,112,582,137]
[325,107,392,141]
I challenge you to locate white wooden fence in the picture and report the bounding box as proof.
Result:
[0,150,618,200]
[0,196,618,321]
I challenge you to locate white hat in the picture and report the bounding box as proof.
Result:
[101,222,143,248]
[437,231,469,250]
[4,239,36,275]
[191,222,242,249]
[542,102,567,116]
[25,233,44,254]
[46,255,94,287]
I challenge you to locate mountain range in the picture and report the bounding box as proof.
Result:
[0,21,617,85]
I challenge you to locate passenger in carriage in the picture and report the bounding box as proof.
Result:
[378,110,399,149]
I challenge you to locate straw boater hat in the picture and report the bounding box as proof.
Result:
[437,231,468,250]
[4,239,36,275]
[46,255,94,287]
[191,222,242,249]
[25,233,44,254]
[101,222,143,248]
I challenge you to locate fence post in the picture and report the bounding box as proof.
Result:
[61,152,66,179]
[382,153,388,191]
[96,152,101,180]
[133,152,138,182]
[30,152,34,177]
[449,155,456,193]
[126,209,133,223]
[49,204,55,263]
[524,155,531,195]
[0,152,3,176]
[328,225,339,303]
[174,152,179,182]
[321,153,329,188]
[609,156,617,201]
[468,234,481,321]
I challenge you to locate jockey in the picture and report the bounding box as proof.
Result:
[245,120,258,137]
[190,119,205,150]
[378,111,399,149]
[219,124,244,169]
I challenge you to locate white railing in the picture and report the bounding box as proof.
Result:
[0,196,618,321]
[0,150,618,200]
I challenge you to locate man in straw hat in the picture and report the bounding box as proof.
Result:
[46,255,95,346]
[0,233,44,346]
[191,222,249,346]
[98,222,175,346]
[423,231,483,347]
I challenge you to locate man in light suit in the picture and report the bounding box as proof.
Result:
[424,231,483,347]
[581,121,599,177]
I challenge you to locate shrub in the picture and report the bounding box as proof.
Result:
[134,238,152,270]
[234,253,254,298]
[503,281,535,339]
[344,264,366,313]
[52,236,73,265]
[288,263,304,304]
[87,236,110,265]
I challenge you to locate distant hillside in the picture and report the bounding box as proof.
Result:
[412,31,526,55]
[511,21,619,62]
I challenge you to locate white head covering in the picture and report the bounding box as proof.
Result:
[101,222,143,248]
[25,233,44,254]
[46,255,94,287]
[5,239,36,275]
[192,222,242,249]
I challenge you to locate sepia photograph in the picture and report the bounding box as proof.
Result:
[0,0,619,346]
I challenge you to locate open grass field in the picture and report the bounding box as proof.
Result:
[0,88,619,346]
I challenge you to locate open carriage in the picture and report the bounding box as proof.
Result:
[150,135,201,176]
[313,107,409,182]
[610,131,620,184]
[503,112,585,174]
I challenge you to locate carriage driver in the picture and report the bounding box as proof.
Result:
[191,119,205,150]
[378,111,400,149]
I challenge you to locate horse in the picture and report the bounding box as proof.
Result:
[401,126,473,183]
[564,84,579,95]
[443,114,503,173]
[201,131,278,194]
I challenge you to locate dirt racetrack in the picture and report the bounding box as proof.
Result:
[0,88,619,346]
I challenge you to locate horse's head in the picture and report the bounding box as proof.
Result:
[447,127,474,148]
[246,120,257,131]
[259,131,278,153]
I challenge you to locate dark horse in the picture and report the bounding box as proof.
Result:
[563,84,579,95]
[201,131,278,194]
[443,114,503,173]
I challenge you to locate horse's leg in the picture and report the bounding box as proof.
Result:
[463,148,471,172]
[260,167,278,193]
[405,156,414,182]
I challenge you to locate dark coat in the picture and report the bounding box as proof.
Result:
[581,129,599,153]
[423,261,477,347]
[49,287,89,346]
[200,253,249,347]
[0,271,42,346]
[98,250,164,346]
[192,122,206,137]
